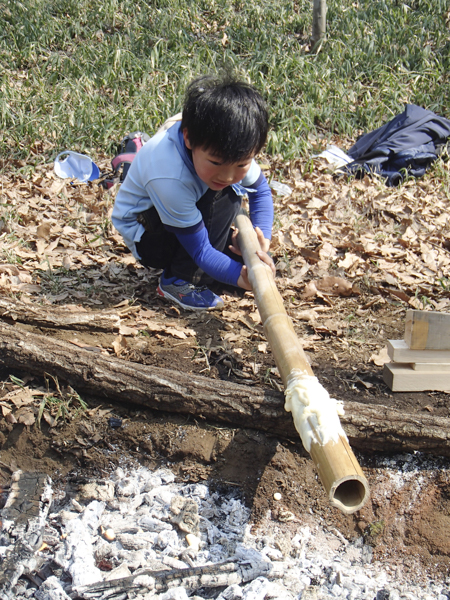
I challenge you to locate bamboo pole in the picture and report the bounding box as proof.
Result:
[235,211,369,514]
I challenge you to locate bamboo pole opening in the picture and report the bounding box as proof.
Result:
[235,211,369,515]
[310,437,370,514]
[331,477,369,513]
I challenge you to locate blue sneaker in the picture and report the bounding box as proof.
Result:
[157,274,224,311]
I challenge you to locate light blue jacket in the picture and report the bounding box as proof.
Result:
[112,122,262,259]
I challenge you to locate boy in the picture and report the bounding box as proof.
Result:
[112,73,275,310]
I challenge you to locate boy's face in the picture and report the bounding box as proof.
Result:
[183,129,254,191]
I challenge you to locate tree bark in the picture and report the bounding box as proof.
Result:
[312,0,327,50]
[0,296,139,332]
[1,321,450,456]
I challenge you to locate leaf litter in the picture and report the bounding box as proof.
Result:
[1,152,450,594]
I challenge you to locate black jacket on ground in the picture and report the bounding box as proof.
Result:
[342,104,450,186]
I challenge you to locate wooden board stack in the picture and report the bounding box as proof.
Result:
[383,309,450,392]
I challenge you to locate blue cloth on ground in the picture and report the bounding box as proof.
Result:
[342,104,450,186]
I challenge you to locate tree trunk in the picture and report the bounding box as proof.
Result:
[312,0,327,50]
[1,321,450,456]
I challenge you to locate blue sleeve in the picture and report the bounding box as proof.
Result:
[247,172,273,240]
[165,222,243,286]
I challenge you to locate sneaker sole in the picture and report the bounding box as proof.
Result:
[157,285,224,311]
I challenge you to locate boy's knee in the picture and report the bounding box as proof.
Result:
[136,226,179,269]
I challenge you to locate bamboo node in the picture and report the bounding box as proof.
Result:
[284,371,347,452]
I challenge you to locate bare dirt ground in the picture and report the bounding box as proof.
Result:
[1,147,450,587]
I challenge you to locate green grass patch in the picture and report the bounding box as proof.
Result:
[1,0,449,164]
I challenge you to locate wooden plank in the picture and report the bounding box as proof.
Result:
[387,340,450,364]
[383,362,450,392]
[404,309,450,350]
[412,363,450,372]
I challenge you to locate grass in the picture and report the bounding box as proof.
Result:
[0,0,449,165]
[38,373,88,427]
[7,374,87,428]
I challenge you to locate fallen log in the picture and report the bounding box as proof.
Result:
[0,295,137,332]
[1,321,450,456]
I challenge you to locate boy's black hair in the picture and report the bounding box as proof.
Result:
[181,74,268,163]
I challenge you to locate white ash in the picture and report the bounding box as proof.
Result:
[1,457,449,600]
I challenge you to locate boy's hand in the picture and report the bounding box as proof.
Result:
[237,248,276,290]
[229,226,270,255]
[237,266,252,290]
[256,227,271,253]
[230,226,275,290]
[236,250,276,291]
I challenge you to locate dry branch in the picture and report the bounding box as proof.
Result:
[0,296,127,331]
[1,321,450,456]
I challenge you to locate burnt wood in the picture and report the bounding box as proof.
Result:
[0,472,51,600]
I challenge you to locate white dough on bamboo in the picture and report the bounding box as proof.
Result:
[284,370,347,452]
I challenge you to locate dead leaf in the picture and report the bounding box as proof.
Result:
[319,242,337,260]
[16,408,36,426]
[0,265,20,275]
[18,271,32,284]
[7,388,36,408]
[249,311,261,324]
[303,277,353,299]
[384,274,398,286]
[356,377,374,389]
[36,222,51,240]
[300,248,320,263]
[112,335,127,356]
[387,289,410,303]
[50,179,66,195]
[36,239,47,255]
[165,327,188,339]
[338,253,362,270]
[222,310,239,320]
[295,310,318,322]
[370,346,390,366]
[18,284,42,293]
[119,324,140,336]
[302,281,318,299]
[408,296,425,309]
[223,332,240,342]
[43,411,56,427]
[46,238,60,252]
[62,255,73,270]
[17,204,29,217]
[317,276,353,296]
[307,197,327,210]
[49,292,69,302]
[0,403,12,416]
